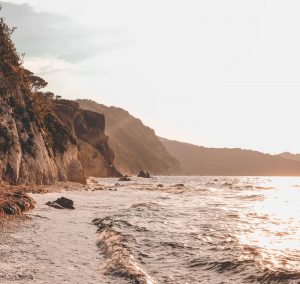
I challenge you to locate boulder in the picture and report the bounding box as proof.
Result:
[157,184,164,188]
[45,197,75,209]
[2,204,15,215]
[137,170,151,178]
[55,197,75,209]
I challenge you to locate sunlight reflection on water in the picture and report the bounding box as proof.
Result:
[238,177,300,272]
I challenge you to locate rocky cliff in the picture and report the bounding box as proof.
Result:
[54,100,121,178]
[0,17,85,185]
[77,99,182,175]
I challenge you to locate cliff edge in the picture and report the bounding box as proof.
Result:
[77,99,182,175]
[54,100,121,178]
[0,17,85,185]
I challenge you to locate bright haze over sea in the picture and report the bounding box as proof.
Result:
[2,0,300,154]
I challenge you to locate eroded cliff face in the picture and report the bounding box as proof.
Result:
[0,88,86,185]
[53,100,121,178]
[77,99,182,175]
[0,18,86,185]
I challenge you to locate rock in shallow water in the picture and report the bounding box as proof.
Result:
[45,197,75,209]
[118,176,132,182]
[137,170,151,178]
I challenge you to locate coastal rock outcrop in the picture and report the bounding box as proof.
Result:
[0,18,85,185]
[138,170,151,178]
[55,197,74,209]
[0,191,35,216]
[45,196,75,209]
[53,100,121,178]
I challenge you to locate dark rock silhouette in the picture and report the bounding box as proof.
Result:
[2,205,15,215]
[55,197,74,209]
[45,197,75,209]
[138,170,151,178]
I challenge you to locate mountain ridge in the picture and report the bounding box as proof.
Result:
[160,137,300,176]
[278,152,300,163]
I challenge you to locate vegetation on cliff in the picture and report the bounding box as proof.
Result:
[0,12,121,183]
[0,13,84,185]
[0,16,76,156]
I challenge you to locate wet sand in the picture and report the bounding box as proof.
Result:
[0,180,159,283]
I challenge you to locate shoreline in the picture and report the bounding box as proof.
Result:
[0,181,88,221]
[0,177,299,283]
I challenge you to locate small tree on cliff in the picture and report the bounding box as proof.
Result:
[0,6,22,91]
[23,69,48,92]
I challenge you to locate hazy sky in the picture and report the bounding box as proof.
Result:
[1,0,300,154]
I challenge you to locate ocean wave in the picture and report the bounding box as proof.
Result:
[189,257,248,272]
[130,202,161,210]
[220,181,275,191]
[238,194,264,201]
[246,269,300,283]
[90,177,300,283]
[254,186,275,190]
[93,217,155,284]
[190,256,300,283]
[160,241,186,249]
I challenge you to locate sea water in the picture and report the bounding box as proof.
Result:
[0,176,299,283]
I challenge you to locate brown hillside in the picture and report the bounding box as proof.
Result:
[77,100,182,175]
[160,138,300,176]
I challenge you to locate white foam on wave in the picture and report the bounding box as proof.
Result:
[95,221,156,284]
